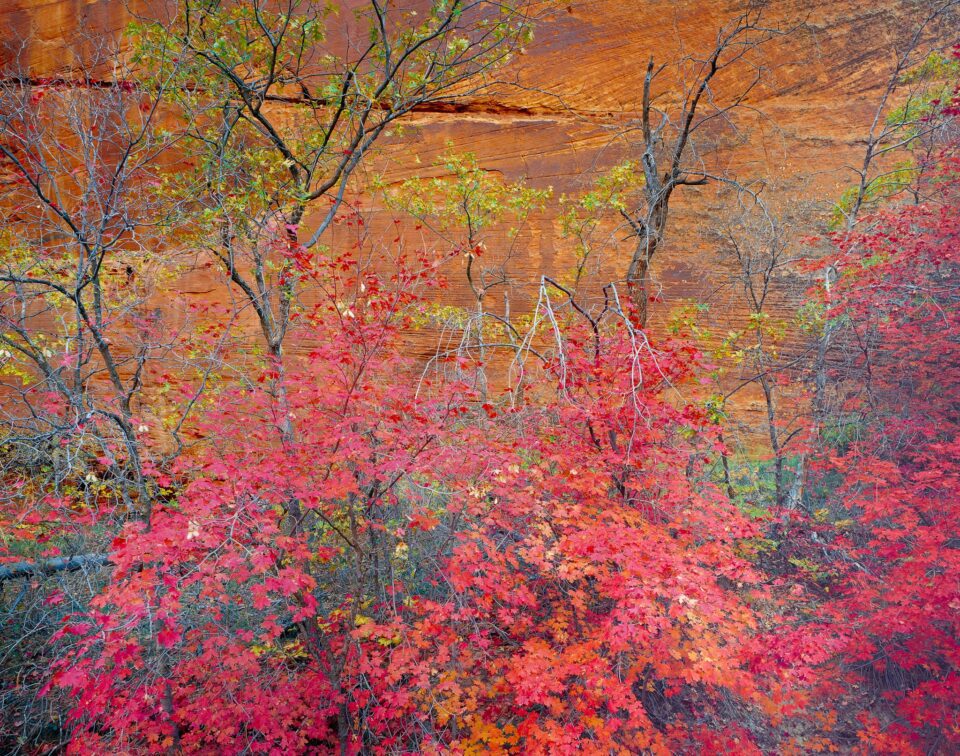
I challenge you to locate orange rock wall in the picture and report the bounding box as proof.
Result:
[2,0,950,435]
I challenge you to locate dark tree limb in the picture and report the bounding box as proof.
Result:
[0,554,111,582]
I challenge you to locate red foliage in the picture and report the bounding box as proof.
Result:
[13,116,958,756]
[41,245,779,752]
[808,157,960,752]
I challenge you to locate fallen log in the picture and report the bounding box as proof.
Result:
[0,553,111,582]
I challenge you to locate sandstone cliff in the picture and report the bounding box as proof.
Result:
[1,0,950,431]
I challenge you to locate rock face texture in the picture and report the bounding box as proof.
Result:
[1,0,938,297]
[0,0,949,428]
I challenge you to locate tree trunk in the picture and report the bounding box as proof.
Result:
[626,197,668,328]
[626,237,656,328]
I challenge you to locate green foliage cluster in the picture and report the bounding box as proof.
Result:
[385,148,551,244]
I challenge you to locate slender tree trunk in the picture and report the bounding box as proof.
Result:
[718,430,736,501]
[627,235,658,328]
[626,200,668,328]
[759,372,784,509]
[804,266,835,496]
